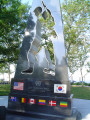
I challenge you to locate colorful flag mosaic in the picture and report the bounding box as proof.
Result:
[39,99,46,105]
[11,97,17,102]
[21,98,26,103]
[29,98,35,104]
[60,101,68,107]
[54,84,67,94]
[49,100,56,106]
[13,82,24,90]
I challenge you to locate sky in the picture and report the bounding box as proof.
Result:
[21,0,64,5]
[21,0,32,5]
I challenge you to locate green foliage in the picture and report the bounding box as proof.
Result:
[71,82,82,85]
[61,0,90,74]
[84,83,90,86]
[0,0,30,74]
[87,62,90,72]
[71,82,90,86]
[39,11,57,63]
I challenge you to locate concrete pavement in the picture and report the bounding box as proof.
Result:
[0,96,8,107]
[0,96,90,120]
[72,98,90,120]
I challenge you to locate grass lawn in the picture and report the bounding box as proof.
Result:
[71,86,90,100]
[0,84,90,100]
[0,84,10,96]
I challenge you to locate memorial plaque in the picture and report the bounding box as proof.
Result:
[7,0,82,119]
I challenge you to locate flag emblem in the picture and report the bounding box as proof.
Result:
[21,98,26,103]
[11,97,17,102]
[49,100,56,106]
[13,82,24,91]
[58,86,62,91]
[54,84,67,94]
[60,102,68,107]
[39,99,46,105]
[29,98,35,104]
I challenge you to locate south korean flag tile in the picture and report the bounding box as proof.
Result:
[54,84,67,94]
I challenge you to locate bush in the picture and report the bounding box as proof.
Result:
[71,82,90,86]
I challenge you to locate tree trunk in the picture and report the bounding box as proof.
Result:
[8,64,11,82]
[2,73,4,81]
[71,74,73,82]
[79,77,81,82]
[80,67,83,87]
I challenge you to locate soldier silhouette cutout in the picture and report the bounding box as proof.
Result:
[22,1,57,76]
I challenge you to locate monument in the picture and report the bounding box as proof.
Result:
[6,0,81,120]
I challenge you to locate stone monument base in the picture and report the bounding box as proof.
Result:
[6,108,82,120]
[7,78,82,120]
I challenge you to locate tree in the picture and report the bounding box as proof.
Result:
[0,63,5,80]
[87,62,90,72]
[39,10,57,63]
[0,0,30,80]
[61,0,90,86]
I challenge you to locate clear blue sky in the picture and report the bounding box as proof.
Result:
[21,0,64,5]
